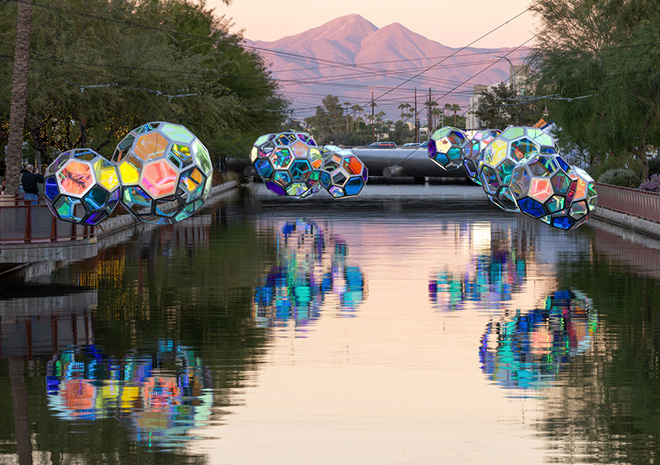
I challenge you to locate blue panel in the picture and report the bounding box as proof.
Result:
[518,197,545,218]
[552,216,574,230]
[344,177,364,196]
[45,177,59,200]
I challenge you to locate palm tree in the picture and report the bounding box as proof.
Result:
[5,0,34,195]
[351,104,363,129]
[450,104,462,127]
[344,101,351,131]
[398,103,411,122]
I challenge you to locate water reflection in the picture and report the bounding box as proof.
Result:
[428,224,527,312]
[479,289,596,392]
[46,340,212,449]
[253,219,367,335]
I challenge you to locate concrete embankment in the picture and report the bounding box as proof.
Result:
[593,207,660,242]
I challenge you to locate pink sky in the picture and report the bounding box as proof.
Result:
[208,0,538,48]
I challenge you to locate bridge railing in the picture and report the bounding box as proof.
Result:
[0,195,94,244]
[596,183,660,223]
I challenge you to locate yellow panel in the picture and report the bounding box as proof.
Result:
[98,167,119,191]
[488,140,508,166]
[119,159,140,184]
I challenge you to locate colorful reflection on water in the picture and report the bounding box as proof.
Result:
[46,340,212,449]
[253,219,367,335]
[479,289,596,392]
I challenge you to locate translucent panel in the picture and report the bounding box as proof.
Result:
[274,171,291,187]
[84,210,108,226]
[133,132,168,161]
[510,139,535,161]
[447,146,462,161]
[135,122,159,134]
[298,133,316,146]
[324,155,341,172]
[193,141,213,174]
[58,160,94,197]
[286,182,309,197]
[486,140,507,166]
[551,215,574,230]
[45,176,59,200]
[275,134,292,146]
[291,141,309,158]
[320,171,332,188]
[518,197,545,218]
[175,202,196,222]
[265,182,286,196]
[448,131,465,145]
[72,149,97,161]
[501,127,524,139]
[141,160,178,198]
[123,186,152,215]
[169,144,193,170]
[545,195,565,214]
[46,153,70,176]
[271,148,293,169]
[481,165,499,194]
[551,172,571,195]
[114,134,135,162]
[530,178,553,203]
[108,189,120,211]
[119,156,142,185]
[179,168,205,196]
[290,159,312,180]
[154,197,180,218]
[160,123,195,144]
[329,186,344,198]
[332,171,347,187]
[497,159,516,185]
[309,148,323,169]
[431,127,451,141]
[570,200,588,220]
[343,156,363,175]
[94,160,119,192]
[345,177,364,196]
[529,160,550,177]
[254,134,271,146]
[255,159,274,179]
[433,153,450,166]
[54,196,83,222]
[83,186,109,211]
[250,147,259,163]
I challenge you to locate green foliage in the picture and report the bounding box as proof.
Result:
[598,168,640,187]
[0,0,287,166]
[530,0,660,179]
[474,82,545,129]
[648,157,660,177]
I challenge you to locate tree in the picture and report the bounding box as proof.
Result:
[0,0,287,181]
[474,83,545,129]
[4,0,33,195]
[529,0,660,180]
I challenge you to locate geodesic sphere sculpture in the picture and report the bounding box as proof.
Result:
[478,126,559,212]
[510,152,597,230]
[428,126,468,170]
[251,131,324,198]
[319,146,368,198]
[540,165,597,230]
[112,122,213,224]
[44,148,121,225]
[462,129,501,184]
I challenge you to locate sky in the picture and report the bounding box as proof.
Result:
[208,0,539,49]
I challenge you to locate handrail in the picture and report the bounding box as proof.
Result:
[595,183,660,223]
[0,194,94,244]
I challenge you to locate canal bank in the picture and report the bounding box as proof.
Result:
[0,181,237,280]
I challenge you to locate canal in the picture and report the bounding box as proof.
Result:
[1,183,660,465]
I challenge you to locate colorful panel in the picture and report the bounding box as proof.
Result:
[160,123,195,144]
[141,160,178,198]
[58,160,94,197]
[133,132,168,161]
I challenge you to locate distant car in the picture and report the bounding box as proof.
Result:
[367,141,397,149]
[401,143,421,149]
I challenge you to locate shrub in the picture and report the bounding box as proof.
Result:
[639,174,660,193]
[648,157,660,177]
[598,168,640,187]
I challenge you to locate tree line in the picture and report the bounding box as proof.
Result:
[0,0,289,193]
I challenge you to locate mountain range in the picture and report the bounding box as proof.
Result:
[243,14,530,121]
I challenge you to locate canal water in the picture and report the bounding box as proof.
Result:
[2,184,660,465]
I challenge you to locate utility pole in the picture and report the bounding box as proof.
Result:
[427,87,432,136]
[371,91,375,143]
[414,88,419,143]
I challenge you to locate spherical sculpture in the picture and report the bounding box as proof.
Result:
[319,146,368,198]
[428,126,468,170]
[462,129,501,184]
[510,152,597,230]
[113,122,213,224]
[251,131,324,198]
[44,148,121,225]
[478,126,559,212]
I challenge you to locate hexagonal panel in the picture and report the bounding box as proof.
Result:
[94,159,119,192]
[119,155,142,185]
[58,160,94,197]
[133,132,168,161]
[179,167,205,197]
[290,159,312,180]
[160,123,195,144]
[510,138,536,161]
[271,148,293,169]
[83,186,109,211]
[141,160,178,198]
[168,144,193,170]
[123,186,152,215]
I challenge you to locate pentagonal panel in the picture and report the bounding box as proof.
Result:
[141,160,178,198]
[133,132,168,161]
